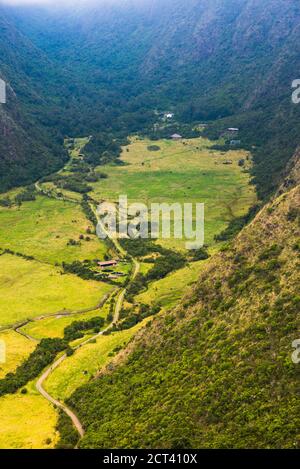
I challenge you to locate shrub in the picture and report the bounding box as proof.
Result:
[147,145,161,151]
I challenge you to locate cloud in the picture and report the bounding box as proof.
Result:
[0,0,94,5]
[0,0,142,9]
[0,0,126,3]
[1,0,53,4]
[1,0,59,4]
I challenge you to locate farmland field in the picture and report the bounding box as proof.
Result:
[91,137,256,249]
[0,136,257,446]
[21,305,111,340]
[0,196,107,265]
[44,319,150,401]
[0,254,113,327]
[0,387,58,449]
[0,330,35,379]
[137,259,210,310]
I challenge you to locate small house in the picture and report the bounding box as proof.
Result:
[171,133,182,141]
[98,260,118,269]
[227,128,239,133]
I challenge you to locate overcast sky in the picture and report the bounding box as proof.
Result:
[1,0,56,4]
[0,0,137,3]
[1,0,89,4]
[0,0,121,5]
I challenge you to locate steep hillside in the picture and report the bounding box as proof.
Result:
[0,12,67,192]
[5,0,300,198]
[67,153,300,449]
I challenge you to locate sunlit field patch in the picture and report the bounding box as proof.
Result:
[0,196,107,265]
[0,387,58,449]
[0,254,113,328]
[21,306,110,340]
[44,319,150,401]
[91,137,256,249]
[0,330,35,379]
[137,259,209,310]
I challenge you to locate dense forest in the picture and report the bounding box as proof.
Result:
[1,0,300,199]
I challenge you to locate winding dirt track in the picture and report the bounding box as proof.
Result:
[35,201,140,441]
[36,317,120,439]
[36,354,85,437]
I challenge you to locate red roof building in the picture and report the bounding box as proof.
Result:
[98,260,118,268]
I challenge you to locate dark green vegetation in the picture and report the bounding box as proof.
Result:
[63,316,105,342]
[62,260,107,283]
[121,239,186,301]
[1,0,300,451]
[67,166,300,448]
[113,303,161,334]
[1,0,300,200]
[0,13,67,191]
[55,410,79,449]
[0,310,107,396]
[0,339,66,396]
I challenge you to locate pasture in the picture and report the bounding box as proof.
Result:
[91,137,256,249]
[21,305,111,340]
[44,319,150,401]
[0,389,58,449]
[137,259,209,310]
[0,196,107,265]
[0,330,35,379]
[0,254,113,328]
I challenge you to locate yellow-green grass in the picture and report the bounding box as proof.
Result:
[0,186,24,200]
[137,260,209,310]
[39,181,83,202]
[139,262,154,275]
[64,136,90,169]
[0,195,107,264]
[44,319,150,401]
[91,137,256,249]
[38,137,91,200]
[21,305,110,340]
[105,261,132,284]
[0,254,113,328]
[0,330,35,379]
[0,387,58,449]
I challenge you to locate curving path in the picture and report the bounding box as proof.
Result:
[33,144,141,442]
[36,315,120,439]
[35,200,140,442]
[36,354,85,438]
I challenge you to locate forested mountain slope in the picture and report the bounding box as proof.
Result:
[2,0,300,197]
[0,12,68,191]
[67,151,300,449]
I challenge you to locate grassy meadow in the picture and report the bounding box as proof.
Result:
[21,306,110,340]
[44,319,150,401]
[0,196,107,265]
[90,137,256,249]
[0,135,257,449]
[0,254,113,327]
[0,330,35,379]
[137,259,210,310]
[0,386,58,449]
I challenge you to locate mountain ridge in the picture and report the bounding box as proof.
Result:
[66,149,300,449]
[2,0,300,197]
